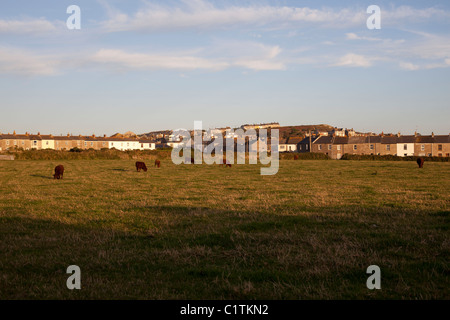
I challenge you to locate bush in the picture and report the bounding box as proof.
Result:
[340,154,449,162]
[279,152,329,160]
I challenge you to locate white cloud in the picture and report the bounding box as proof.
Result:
[345,33,382,41]
[0,47,58,75]
[0,18,58,34]
[99,1,450,32]
[399,62,420,71]
[99,1,365,32]
[334,54,372,67]
[91,43,286,72]
[91,49,229,71]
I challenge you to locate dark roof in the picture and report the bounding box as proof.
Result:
[313,136,333,144]
[348,136,366,144]
[381,136,398,144]
[434,135,450,143]
[287,136,303,144]
[333,137,348,144]
[397,135,415,143]
[415,136,434,143]
[367,136,381,143]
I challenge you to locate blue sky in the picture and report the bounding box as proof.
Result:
[0,0,449,135]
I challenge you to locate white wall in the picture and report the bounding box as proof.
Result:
[397,143,414,157]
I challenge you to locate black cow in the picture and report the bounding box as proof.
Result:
[417,157,424,168]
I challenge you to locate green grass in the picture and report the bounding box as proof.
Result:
[0,160,449,299]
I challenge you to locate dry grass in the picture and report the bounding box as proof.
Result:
[0,159,449,299]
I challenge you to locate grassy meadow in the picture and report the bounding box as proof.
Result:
[0,159,449,299]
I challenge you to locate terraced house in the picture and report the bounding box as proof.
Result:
[299,133,450,159]
[0,132,157,151]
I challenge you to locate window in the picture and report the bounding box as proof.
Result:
[46,141,49,145]
[337,145,341,150]
[306,145,308,150]
[386,144,390,151]
[14,140,17,145]
[318,145,322,150]
[299,145,302,150]
[90,142,93,146]
[6,140,9,145]
[421,144,425,151]
[438,144,443,151]
[33,141,37,146]
[370,144,374,150]
[328,145,332,150]
[404,144,407,150]
[84,142,87,146]
[353,145,357,150]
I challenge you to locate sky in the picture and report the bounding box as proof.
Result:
[0,0,449,136]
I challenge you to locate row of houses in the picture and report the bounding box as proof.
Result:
[280,134,450,158]
[0,132,160,151]
[2,131,449,158]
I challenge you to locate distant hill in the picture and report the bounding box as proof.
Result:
[111,131,138,139]
[278,124,334,138]
[138,124,335,139]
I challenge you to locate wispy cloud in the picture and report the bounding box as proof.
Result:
[0,47,59,75]
[99,1,450,33]
[333,53,372,67]
[0,18,59,34]
[91,49,228,71]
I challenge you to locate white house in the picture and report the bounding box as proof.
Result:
[397,136,415,157]
[139,140,156,150]
[108,138,141,151]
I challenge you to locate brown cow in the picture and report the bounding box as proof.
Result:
[294,155,299,160]
[53,165,64,179]
[219,158,232,167]
[155,160,161,168]
[135,161,148,172]
[417,157,424,168]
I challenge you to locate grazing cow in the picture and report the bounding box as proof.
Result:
[53,165,64,179]
[155,160,161,168]
[219,159,231,167]
[294,155,299,160]
[417,157,424,168]
[135,161,148,172]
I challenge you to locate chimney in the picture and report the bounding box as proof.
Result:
[397,132,401,137]
[432,132,434,137]
[414,131,417,137]
[104,134,106,138]
[38,132,41,136]
[13,130,16,135]
[92,134,95,138]
[67,133,70,137]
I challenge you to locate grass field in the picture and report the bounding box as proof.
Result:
[0,159,449,299]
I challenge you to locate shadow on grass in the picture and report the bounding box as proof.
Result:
[30,174,54,180]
